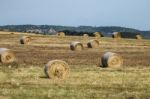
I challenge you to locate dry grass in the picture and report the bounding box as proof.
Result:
[0,66,150,99]
[0,31,150,98]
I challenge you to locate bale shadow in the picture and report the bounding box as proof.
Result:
[39,76,49,79]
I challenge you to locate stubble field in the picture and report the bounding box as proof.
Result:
[0,31,150,99]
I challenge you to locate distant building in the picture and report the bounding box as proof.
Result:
[26,29,42,34]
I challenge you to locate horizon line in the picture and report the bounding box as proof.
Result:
[0,24,148,31]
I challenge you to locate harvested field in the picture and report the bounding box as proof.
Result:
[0,31,150,98]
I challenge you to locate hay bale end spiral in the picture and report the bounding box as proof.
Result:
[20,36,31,44]
[44,60,70,79]
[101,52,123,68]
[57,32,65,37]
[0,48,15,63]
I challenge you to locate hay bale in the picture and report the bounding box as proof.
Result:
[20,36,31,44]
[136,34,143,40]
[83,34,89,38]
[94,32,101,38]
[112,32,121,39]
[57,32,65,37]
[70,41,84,51]
[87,39,99,48]
[101,52,123,68]
[44,60,70,79]
[0,48,15,63]
[83,34,89,41]
[94,32,103,38]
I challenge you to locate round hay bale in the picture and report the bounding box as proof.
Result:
[20,36,31,44]
[44,60,70,79]
[94,32,101,38]
[136,35,142,40]
[112,32,121,39]
[0,48,15,63]
[57,32,65,37]
[70,42,84,51]
[101,52,123,68]
[83,34,89,38]
[87,39,99,48]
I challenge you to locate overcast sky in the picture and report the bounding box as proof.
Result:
[0,0,150,30]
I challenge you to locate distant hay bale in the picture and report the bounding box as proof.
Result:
[70,41,84,51]
[83,34,89,41]
[94,32,103,38]
[0,48,15,63]
[57,32,65,37]
[101,52,123,68]
[20,36,31,44]
[10,32,14,35]
[44,60,70,79]
[112,32,121,39]
[136,34,143,40]
[94,32,100,38]
[87,39,99,48]
[83,34,89,38]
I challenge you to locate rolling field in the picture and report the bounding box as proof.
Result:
[0,31,150,99]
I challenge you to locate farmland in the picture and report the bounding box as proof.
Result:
[0,31,150,99]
